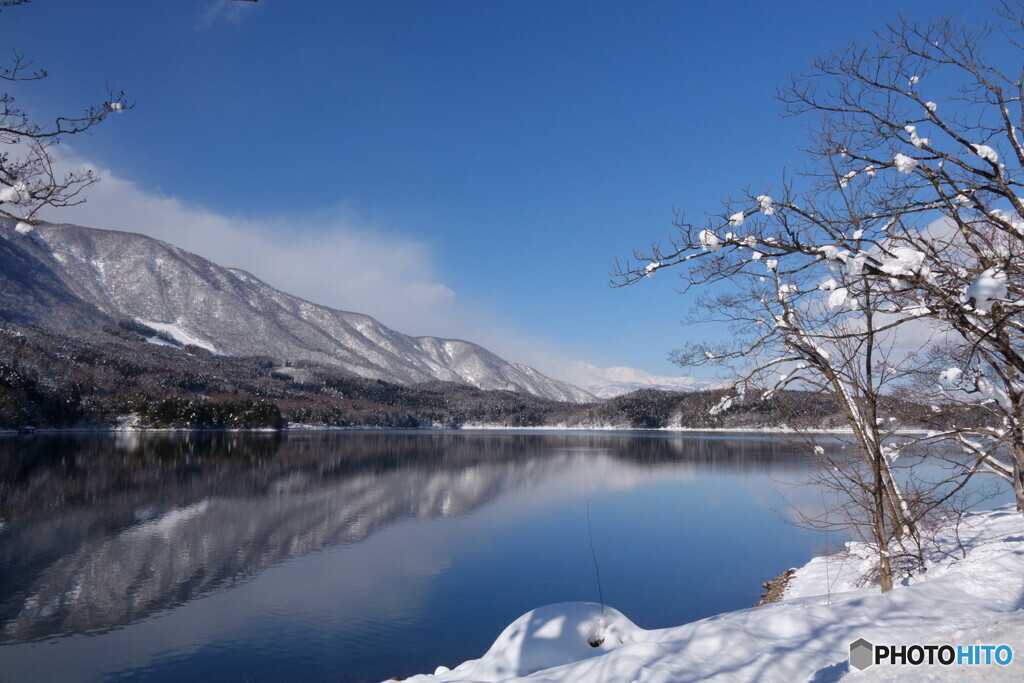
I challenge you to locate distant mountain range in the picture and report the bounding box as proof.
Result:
[0,217,714,405]
[1,218,595,402]
[572,364,716,399]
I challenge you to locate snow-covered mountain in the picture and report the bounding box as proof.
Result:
[573,363,716,399]
[0,219,594,402]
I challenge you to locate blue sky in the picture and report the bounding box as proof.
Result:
[3,0,993,384]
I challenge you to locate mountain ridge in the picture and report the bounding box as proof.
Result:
[0,218,594,402]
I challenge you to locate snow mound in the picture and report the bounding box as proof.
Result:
[406,603,640,681]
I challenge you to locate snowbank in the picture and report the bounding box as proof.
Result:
[457,424,932,435]
[421,603,642,681]
[401,506,1024,682]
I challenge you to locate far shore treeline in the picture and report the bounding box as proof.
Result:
[0,322,988,431]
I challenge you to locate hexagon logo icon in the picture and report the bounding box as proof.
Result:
[850,638,874,671]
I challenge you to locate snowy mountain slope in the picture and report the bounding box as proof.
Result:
[0,219,593,402]
[0,225,112,331]
[573,363,716,398]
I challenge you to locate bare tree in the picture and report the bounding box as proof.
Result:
[1,0,128,224]
[775,4,1024,510]
[615,169,952,591]
[613,5,1024,589]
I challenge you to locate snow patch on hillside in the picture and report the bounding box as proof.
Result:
[137,319,219,354]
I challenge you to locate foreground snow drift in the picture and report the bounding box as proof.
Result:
[423,603,641,680]
[402,506,1024,682]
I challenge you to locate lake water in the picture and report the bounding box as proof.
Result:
[0,430,842,682]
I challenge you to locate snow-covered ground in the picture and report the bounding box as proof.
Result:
[401,505,1024,682]
[457,423,932,435]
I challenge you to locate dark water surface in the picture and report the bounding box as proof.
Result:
[0,430,832,682]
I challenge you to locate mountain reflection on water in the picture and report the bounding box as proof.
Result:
[0,430,808,645]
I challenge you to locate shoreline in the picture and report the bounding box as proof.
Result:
[0,424,936,436]
[754,568,797,607]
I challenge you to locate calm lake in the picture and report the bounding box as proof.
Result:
[0,430,844,682]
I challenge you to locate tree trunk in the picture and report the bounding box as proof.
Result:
[878,548,893,593]
[1013,445,1024,514]
[874,450,894,593]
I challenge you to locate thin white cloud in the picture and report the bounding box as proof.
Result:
[197,0,260,29]
[39,150,462,336]
[35,148,618,386]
